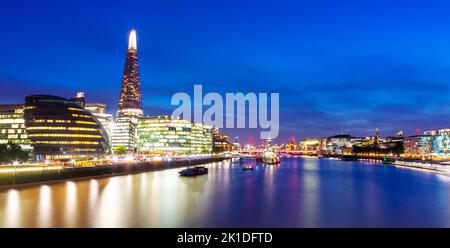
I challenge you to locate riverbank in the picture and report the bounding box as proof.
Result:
[322,154,450,174]
[0,156,229,188]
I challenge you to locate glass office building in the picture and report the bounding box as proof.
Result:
[404,135,431,157]
[111,117,137,152]
[424,128,450,157]
[0,104,32,151]
[137,116,213,155]
[85,103,114,150]
[24,95,110,160]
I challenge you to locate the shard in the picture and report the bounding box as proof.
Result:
[117,29,143,118]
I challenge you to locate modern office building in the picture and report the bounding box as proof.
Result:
[116,29,143,118]
[424,128,450,157]
[111,117,137,152]
[23,95,110,160]
[321,135,353,155]
[137,116,213,155]
[404,135,431,158]
[109,30,144,152]
[300,139,320,152]
[85,103,114,148]
[0,104,32,151]
[212,127,234,153]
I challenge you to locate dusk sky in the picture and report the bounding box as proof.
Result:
[2,0,450,143]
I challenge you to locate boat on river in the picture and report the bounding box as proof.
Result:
[242,165,255,170]
[262,148,280,164]
[179,166,208,176]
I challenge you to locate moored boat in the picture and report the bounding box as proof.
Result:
[262,149,280,164]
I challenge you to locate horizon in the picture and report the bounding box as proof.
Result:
[1,0,450,142]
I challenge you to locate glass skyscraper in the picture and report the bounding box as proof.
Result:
[116,29,143,118]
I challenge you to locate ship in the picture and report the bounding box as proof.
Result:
[262,148,280,164]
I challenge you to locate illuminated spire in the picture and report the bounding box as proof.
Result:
[128,29,137,51]
[117,29,143,118]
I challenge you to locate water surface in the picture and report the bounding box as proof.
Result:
[1,157,449,227]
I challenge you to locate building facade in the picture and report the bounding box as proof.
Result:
[111,117,137,153]
[0,104,32,151]
[24,95,110,160]
[321,135,353,155]
[424,128,450,157]
[300,139,320,152]
[85,103,114,149]
[404,135,431,158]
[137,116,212,155]
[212,128,234,153]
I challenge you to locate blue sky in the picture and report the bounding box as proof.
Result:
[1,0,450,143]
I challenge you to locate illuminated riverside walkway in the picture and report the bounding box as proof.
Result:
[0,156,228,186]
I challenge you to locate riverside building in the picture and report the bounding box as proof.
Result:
[424,128,450,157]
[0,104,32,151]
[116,29,143,119]
[85,102,114,148]
[110,30,143,152]
[111,118,137,152]
[212,127,234,153]
[24,95,110,160]
[404,135,431,158]
[137,116,213,155]
[321,135,353,155]
[300,139,320,152]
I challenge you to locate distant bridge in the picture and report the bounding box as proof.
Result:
[238,150,318,156]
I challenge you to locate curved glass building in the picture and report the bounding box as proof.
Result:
[24,95,110,160]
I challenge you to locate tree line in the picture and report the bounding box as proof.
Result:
[0,142,29,164]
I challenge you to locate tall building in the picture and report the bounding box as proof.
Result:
[0,104,32,151]
[111,118,137,153]
[137,116,212,155]
[85,103,114,151]
[110,30,143,152]
[116,29,143,118]
[24,95,110,160]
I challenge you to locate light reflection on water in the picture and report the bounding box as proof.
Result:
[0,157,449,227]
[38,185,52,227]
[4,190,20,227]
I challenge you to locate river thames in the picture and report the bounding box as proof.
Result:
[0,157,449,227]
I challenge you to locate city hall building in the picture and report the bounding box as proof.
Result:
[24,95,110,160]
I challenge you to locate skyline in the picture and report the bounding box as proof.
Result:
[2,1,450,142]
